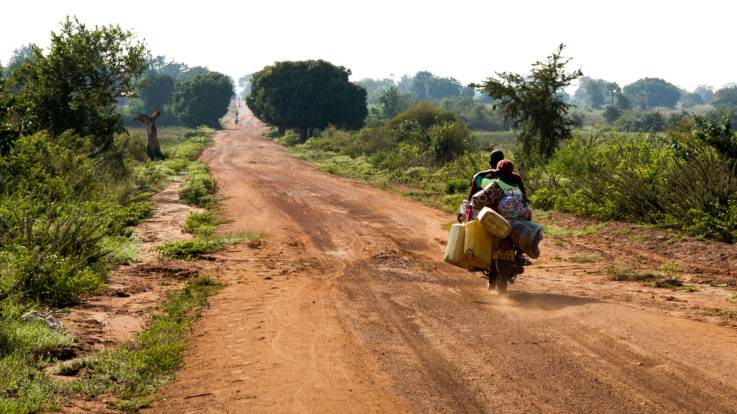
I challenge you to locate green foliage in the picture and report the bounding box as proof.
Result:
[410,71,473,100]
[247,60,367,141]
[603,105,622,123]
[3,17,147,151]
[712,86,737,109]
[182,211,222,237]
[0,302,74,413]
[574,77,620,109]
[622,77,681,109]
[474,44,583,167]
[439,96,507,131]
[178,162,216,207]
[615,110,667,132]
[170,71,233,128]
[139,73,177,125]
[378,86,414,119]
[530,123,737,242]
[155,233,262,260]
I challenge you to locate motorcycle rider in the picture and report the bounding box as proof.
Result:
[460,149,528,221]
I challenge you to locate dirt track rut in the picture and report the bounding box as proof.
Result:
[149,113,737,413]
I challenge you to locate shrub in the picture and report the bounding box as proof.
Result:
[182,211,222,237]
[155,233,261,260]
[178,163,216,207]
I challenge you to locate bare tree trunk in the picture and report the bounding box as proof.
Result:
[136,109,164,160]
[299,127,308,143]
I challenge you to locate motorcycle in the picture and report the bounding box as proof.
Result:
[482,237,525,295]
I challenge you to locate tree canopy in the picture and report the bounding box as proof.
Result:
[170,71,233,128]
[573,77,620,109]
[622,78,681,109]
[247,60,367,141]
[473,44,582,165]
[2,17,147,151]
[713,86,737,109]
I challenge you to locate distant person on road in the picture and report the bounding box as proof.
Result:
[234,110,239,125]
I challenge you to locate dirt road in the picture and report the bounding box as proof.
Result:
[150,113,737,413]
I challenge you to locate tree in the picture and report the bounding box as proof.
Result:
[694,85,715,103]
[3,44,36,76]
[573,77,620,108]
[409,71,465,101]
[4,17,147,151]
[473,44,582,164]
[603,105,622,123]
[238,73,253,97]
[713,86,737,109]
[378,86,413,119]
[680,92,705,108]
[357,77,395,104]
[171,71,233,128]
[614,93,631,110]
[136,109,164,160]
[622,78,682,109]
[247,60,367,141]
[139,73,176,124]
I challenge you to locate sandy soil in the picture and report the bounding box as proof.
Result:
[57,179,203,352]
[148,112,737,413]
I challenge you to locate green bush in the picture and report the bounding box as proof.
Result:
[155,233,261,260]
[178,173,216,207]
[0,303,75,413]
[529,122,737,242]
[182,211,222,237]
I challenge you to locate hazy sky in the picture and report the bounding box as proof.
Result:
[1,0,734,91]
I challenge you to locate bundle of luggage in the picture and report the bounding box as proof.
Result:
[444,183,543,270]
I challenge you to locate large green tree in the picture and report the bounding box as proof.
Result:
[170,71,233,128]
[247,60,367,141]
[473,44,582,164]
[5,17,147,151]
[622,78,681,109]
[139,73,175,120]
[713,86,737,109]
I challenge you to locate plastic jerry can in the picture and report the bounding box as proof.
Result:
[478,207,512,239]
[443,224,472,269]
[464,220,493,269]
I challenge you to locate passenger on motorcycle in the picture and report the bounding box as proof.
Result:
[459,149,529,222]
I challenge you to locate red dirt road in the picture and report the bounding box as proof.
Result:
[149,113,737,413]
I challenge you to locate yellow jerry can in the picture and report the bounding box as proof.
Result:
[478,207,512,239]
[443,224,473,270]
[464,220,493,269]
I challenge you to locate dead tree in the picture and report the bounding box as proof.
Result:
[136,109,164,160]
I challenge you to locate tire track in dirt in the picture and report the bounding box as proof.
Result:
[149,113,737,413]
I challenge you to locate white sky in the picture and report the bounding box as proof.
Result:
[1,0,734,91]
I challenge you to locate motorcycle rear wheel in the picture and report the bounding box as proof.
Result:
[495,260,514,295]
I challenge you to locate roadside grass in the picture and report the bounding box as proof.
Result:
[155,232,265,261]
[0,303,76,413]
[605,266,688,289]
[178,162,217,208]
[66,276,222,411]
[658,261,684,274]
[541,221,604,238]
[102,235,140,266]
[605,267,658,282]
[568,254,600,263]
[699,307,737,320]
[648,278,684,289]
[0,127,218,413]
[182,211,227,237]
